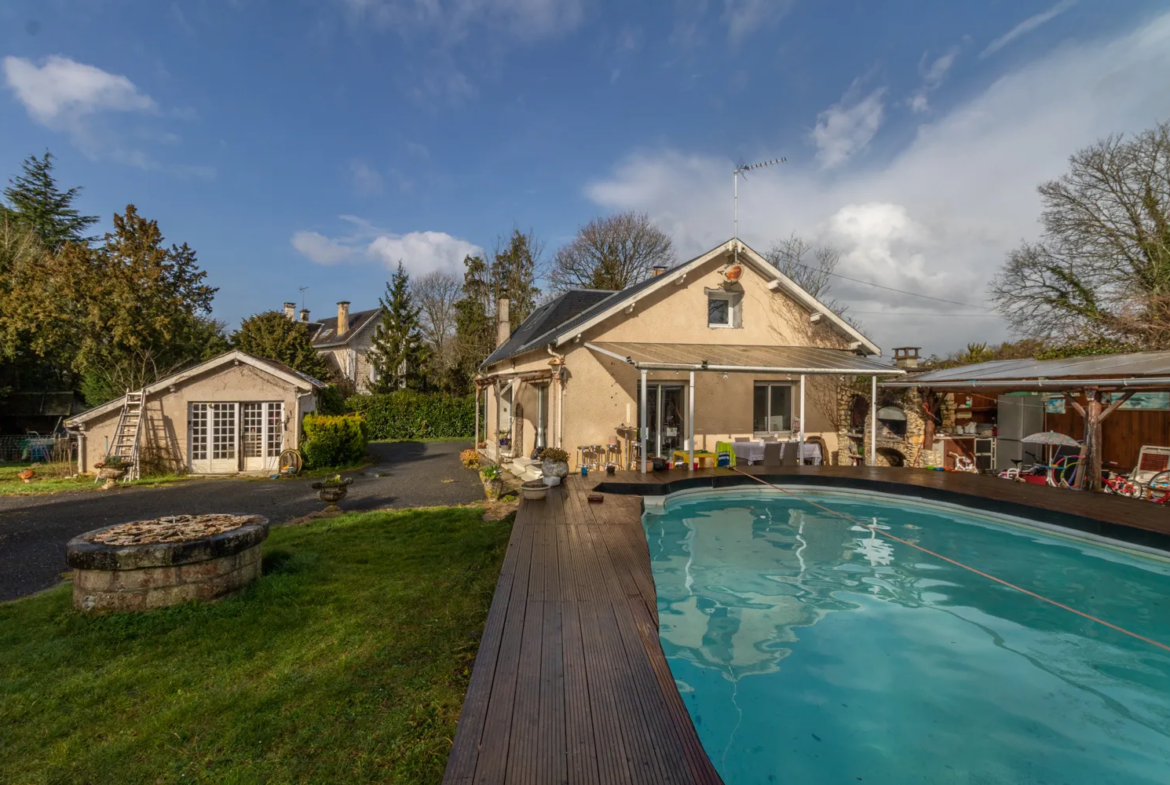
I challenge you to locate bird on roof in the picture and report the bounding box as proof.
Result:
[18,467,35,483]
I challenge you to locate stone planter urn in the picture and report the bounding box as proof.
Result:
[311,477,353,511]
[482,477,505,501]
[66,514,268,612]
[96,466,127,490]
[541,459,569,480]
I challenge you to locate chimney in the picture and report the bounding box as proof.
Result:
[337,301,350,337]
[893,347,920,369]
[283,302,296,320]
[299,308,310,323]
[651,264,667,277]
[497,298,510,348]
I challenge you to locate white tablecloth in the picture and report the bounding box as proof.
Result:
[731,440,822,465]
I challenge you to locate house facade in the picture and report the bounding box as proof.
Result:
[66,351,325,475]
[282,301,382,393]
[477,239,900,471]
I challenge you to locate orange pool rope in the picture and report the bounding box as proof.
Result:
[730,468,1170,654]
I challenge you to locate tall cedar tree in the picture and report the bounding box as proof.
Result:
[3,152,98,251]
[453,253,496,392]
[491,228,541,326]
[231,311,331,381]
[368,262,429,392]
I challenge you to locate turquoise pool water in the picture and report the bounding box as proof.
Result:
[644,489,1170,785]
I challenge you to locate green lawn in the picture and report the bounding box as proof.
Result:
[0,463,189,496]
[0,507,511,784]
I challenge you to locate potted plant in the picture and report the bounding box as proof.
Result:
[521,479,548,501]
[497,430,512,449]
[480,464,505,501]
[94,455,129,490]
[540,447,570,485]
[311,474,353,511]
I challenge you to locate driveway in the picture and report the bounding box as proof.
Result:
[0,441,482,602]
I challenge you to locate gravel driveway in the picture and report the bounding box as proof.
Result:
[0,441,482,602]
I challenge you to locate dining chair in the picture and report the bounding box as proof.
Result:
[763,442,783,468]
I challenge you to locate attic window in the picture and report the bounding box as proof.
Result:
[707,290,741,329]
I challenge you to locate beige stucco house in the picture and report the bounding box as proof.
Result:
[476,239,902,472]
[66,351,325,476]
[282,301,382,393]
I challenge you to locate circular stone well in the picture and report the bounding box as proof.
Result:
[66,514,269,612]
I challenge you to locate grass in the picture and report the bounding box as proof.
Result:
[0,506,512,784]
[0,463,189,496]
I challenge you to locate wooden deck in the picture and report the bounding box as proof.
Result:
[443,474,723,785]
[445,464,1170,785]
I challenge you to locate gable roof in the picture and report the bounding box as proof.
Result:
[482,289,615,368]
[65,350,326,426]
[481,238,880,370]
[309,308,381,347]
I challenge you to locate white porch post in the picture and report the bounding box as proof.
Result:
[474,386,480,447]
[798,374,806,459]
[640,368,648,473]
[688,370,695,472]
[869,376,877,465]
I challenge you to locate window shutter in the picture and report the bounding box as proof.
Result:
[731,293,743,328]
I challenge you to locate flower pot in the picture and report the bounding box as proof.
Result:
[541,459,569,479]
[483,477,505,501]
[96,466,127,490]
[311,478,353,511]
[520,480,548,501]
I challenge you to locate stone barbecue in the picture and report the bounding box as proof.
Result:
[67,514,269,612]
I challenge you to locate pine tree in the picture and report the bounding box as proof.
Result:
[453,253,496,393]
[491,228,541,326]
[3,151,98,250]
[368,262,428,392]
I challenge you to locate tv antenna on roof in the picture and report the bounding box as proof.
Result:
[298,286,309,310]
[733,157,786,240]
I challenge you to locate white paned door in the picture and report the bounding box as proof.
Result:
[241,402,284,472]
[189,402,240,473]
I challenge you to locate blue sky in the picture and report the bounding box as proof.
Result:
[3,0,1169,353]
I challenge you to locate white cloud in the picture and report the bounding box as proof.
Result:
[291,231,355,265]
[908,45,961,114]
[585,11,1170,353]
[349,159,384,195]
[812,84,886,168]
[291,220,483,277]
[340,0,584,42]
[3,55,156,150]
[366,231,483,276]
[979,0,1077,60]
[724,0,795,42]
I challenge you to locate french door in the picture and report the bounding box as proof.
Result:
[189,402,283,473]
[640,384,686,458]
[241,402,284,472]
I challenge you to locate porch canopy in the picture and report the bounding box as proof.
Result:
[881,350,1170,491]
[586,341,904,471]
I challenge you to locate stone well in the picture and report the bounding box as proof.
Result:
[66,514,269,612]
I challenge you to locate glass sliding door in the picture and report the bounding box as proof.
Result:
[536,384,549,450]
[753,383,793,434]
[641,383,687,458]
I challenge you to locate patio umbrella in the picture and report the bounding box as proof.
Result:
[1021,431,1081,468]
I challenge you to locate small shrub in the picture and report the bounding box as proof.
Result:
[541,447,569,464]
[460,449,481,469]
[480,464,501,481]
[316,385,348,416]
[301,413,368,469]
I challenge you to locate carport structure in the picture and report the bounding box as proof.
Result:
[883,351,1170,492]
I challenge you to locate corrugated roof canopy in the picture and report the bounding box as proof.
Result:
[885,350,1170,390]
[586,342,903,375]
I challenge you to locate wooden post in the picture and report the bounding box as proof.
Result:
[1077,388,1103,492]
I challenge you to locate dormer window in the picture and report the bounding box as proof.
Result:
[706,290,741,328]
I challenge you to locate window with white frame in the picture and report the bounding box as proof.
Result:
[753,383,793,433]
[707,290,741,328]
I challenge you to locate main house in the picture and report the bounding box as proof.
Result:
[280,301,383,392]
[476,239,902,473]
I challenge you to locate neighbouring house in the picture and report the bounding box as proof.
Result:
[476,238,903,473]
[282,301,383,393]
[65,350,326,476]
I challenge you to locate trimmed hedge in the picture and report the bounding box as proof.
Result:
[346,391,475,440]
[301,413,369,469]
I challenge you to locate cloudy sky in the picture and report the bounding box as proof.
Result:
[3,0,1168,354]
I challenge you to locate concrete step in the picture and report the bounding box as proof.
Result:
[506,458,544,483]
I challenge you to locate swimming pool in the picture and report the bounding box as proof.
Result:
[643,488,1170,785]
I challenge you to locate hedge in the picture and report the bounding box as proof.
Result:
[301,413,369,469]
[345,391,476,440]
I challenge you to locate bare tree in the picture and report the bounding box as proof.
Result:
[413,271,462,353]
[989,120,1170,346]
[550,211,674,293]
[764,233,859,328]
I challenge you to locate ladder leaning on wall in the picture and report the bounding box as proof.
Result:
[105,389,145,481]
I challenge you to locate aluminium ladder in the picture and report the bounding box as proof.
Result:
[105,389,145,481]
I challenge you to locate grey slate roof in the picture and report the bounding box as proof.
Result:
[482,289,614,367]
[307,308,381,347]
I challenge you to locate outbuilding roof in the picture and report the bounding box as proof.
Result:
[884,350,1170,390]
